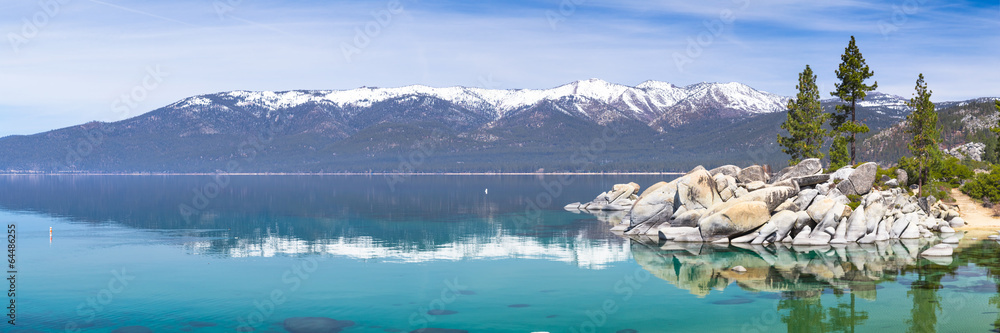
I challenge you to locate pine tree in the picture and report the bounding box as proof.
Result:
[831,36,878,165]
[829,136,850,170]
[778,65,827,165]
[905,73,938,197]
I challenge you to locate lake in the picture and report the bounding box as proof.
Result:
[2,175,998,333]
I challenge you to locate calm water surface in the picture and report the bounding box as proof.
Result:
[2,175,999,333]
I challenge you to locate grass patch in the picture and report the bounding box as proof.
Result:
[846,194,862,210]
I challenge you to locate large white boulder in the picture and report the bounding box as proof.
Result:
[627,180,678,229]
[737,165,769,184]
[836,162,878,196]
[806,198,838,223]
[772,158,823,183]
[698,201,771,242]
[844,205,868,242]
[675,170,722,211]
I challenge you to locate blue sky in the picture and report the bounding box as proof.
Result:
[0,0,997,136]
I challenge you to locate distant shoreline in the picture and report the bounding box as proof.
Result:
[0,172,685,176]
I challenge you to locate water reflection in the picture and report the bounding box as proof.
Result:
[630,238,936,297]
[6,175,1000,332]
[181,231,631,268]
[0,175,647,268]
[630,236,1000,332]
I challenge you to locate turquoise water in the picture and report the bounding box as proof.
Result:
[2,175,999,333]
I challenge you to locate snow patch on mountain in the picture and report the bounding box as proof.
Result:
[823,92,911,118]
[170,79,791,121]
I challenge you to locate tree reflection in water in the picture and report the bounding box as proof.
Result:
[629,235,1000,332]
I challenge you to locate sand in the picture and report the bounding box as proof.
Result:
[950,188,1000,238]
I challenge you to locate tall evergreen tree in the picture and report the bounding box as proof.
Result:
[830,36,878,165]
[778,65,828,165]
[905,74,938,197]
[829,136,850,170]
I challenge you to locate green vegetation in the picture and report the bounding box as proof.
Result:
[859,101,999,165]
[993,100,1000,162]
[904,74,938,197]
[846,194,862,210]
[898,156,972,189]
[961,165,1000,203]
[778,65,828,165]
[873,164,898,188]
[829,135,851,170]
[830,36,877,166]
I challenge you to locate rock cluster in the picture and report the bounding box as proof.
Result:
[944,142,986,162]
[567,159,966,245]
[566,182,640,211]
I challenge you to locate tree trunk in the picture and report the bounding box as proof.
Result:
[918,158,924,197]
[850,99,856,165]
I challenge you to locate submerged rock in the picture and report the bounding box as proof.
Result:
[920,244,954,257]
[712,298,754,305]
[410,329,469,333]
[283,317,355,333]
[111,327,153,333]
[427,310,458,315]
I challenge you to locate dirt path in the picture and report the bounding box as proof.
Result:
[950,188,1000,235]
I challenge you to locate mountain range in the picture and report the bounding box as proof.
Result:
[0,79,990,173]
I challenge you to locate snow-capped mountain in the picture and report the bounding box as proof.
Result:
[821,92,911,119]
[168,78,790,131]
[1,78,965,173]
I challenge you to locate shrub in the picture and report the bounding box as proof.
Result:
[927,181,953,202]
[846,194,862,210]
[874,165,899,187]
[898,155,974,188]
[961,165,1000,204]
[933,156,974,186]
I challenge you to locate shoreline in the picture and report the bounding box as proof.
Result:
[0,172,686,176]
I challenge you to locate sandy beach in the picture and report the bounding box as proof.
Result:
[951,188,1000,238]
